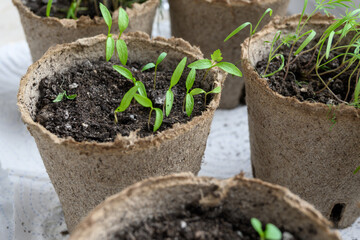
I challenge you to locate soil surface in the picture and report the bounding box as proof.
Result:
[256,39,359,105]
[35,58,212,142]
[114,203,297,240]
[24,0,146,18]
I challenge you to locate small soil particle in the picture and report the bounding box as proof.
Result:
[35,58,212,142]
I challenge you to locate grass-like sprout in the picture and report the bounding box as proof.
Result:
[165,57,187,117]
[53,90,77,103]
[134,94,163,132]
[251,218,282,240]
[141,52,168,89]
[184,86,221,117]
[188,49,242,82]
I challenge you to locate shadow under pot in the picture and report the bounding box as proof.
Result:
[69,173,341,240]
[12,0,159,62]
[17,32,225,232]
[241,14,360,228]
[169,0,290,109]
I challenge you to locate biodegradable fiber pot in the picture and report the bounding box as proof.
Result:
[69,173,341,240]
[241,14,360,228]
[169,0,289,109]
[17,32,224,232]
[12,0,159,62]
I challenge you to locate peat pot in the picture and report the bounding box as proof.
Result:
[169,0,289,108]
[17,32,225,231]
[12,0,159,62]
[70,173,341,240]
[241,14,360,228]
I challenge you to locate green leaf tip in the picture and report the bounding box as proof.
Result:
[188,59,212,70]
[265,223,282,240]
[142,63,156,72]
[116,39,128,65]
[153,108,163,132]
[216,62,242,77]
[156,52,167,66]
[113,65,135,82]
[170,57,187,88]
[211,49,223,62]
[134,94,153,108]
[99,3,112,29]
[118,7,129,35]
[106,37,115,61]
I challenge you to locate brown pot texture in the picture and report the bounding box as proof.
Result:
[69,173,341,240]
[17,32,225,232]
[12,0,159,62]
[169,0,289,109]
[241,14,360,228]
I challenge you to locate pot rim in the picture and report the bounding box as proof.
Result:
[241,13,360,118]
[70,173,341,240]
[17,32,224,151]
[12,0,160,29]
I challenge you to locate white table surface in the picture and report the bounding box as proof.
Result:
[0,3,359,240]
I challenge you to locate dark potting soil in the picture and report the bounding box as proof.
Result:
[24,0,146,19]
[35,58,211,142]
[256,40,358,105]
[114,204,297,240]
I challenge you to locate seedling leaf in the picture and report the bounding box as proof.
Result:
[188,59,212,70]
[134,94,152,108]
[251,218,264,238]
[215,62,242,77]
[142,63,156,72]
[165,89,174,117]
[185,93,194,117]
[224,22,251,42]
[353,77,360,104]
[354,166,360,174]
[190,88,206,96]
[211,49,223,62]
[294,30,316,56]
[207,86,221,94]
[135,81,147,97]
[116,85,138,112]
[252,8,273,34]
[53,91,66,102]
[100,3,112,29]
[106,36,115,61]
[186,68,196,92]
[113,65,135,82]
[170,57,187,88]
[116,39,128,65]
[265,224,282,240]
[46,0,53,17]
[156,52,167,66]
[326,30,335,59]
[118,8,129,35]
[153,108,163,132]
[66,94,77,100]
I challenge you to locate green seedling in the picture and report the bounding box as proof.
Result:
[46,0,53,17]
[142,52,167,89]
[188,49,242,82]
[354,166,360,174]
[184,73,222,117]
[165,57,187,117]
[134,94,163,132]
[113,65,147,97]
[251,218,282,240]
[100,3,129,64]
[53,90,77,103]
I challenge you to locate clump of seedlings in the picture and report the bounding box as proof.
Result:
[99,4,241,132]
[251,218,282,240]
[44,0,146,19]
[233,0,360,107]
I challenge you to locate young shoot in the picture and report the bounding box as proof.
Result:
[141,52,168,89]
[113,85,139,123]
[100,3,129,64]
[251,218,282,240]
[46,0,53,17]
[188,49,242,82]
[134,94,163,132]
[165,57,187,117]
[183,64,222,116]
[113,65,147,97]
[53,90,77,103]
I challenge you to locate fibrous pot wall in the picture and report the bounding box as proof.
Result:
[241,14,360,228]
[17,32,224,231]
[12,0,159,62]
